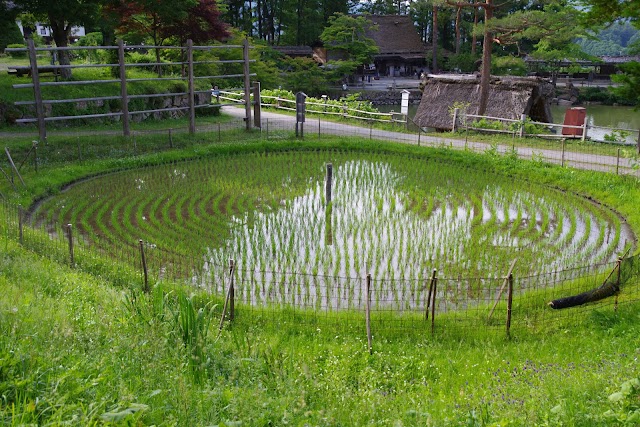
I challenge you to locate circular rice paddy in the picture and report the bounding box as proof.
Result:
[33,150,634,309]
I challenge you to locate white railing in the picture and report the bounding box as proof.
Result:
[460,113,639,146]
[217,90,407,124]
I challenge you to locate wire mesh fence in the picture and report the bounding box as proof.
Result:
[2,198,639,339]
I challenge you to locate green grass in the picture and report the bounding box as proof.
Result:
[1,235,639,425]
[1,132,640,425]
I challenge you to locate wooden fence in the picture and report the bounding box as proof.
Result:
[6,39,257,142]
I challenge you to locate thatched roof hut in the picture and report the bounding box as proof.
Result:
[413,75,555,130]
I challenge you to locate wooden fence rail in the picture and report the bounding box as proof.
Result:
[6,39,257,141]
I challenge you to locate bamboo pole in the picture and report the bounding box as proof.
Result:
[5,148,26,187]
[506,273,514,337]
[229,259,235,321]
[66,224,74,268]
[366,273,372,355]
[488,258,518,320]
[430,274,438,336]
[425,269,436,320]
[139,239,149,293]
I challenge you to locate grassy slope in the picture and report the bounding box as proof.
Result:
[1,236,639,426]
[1,137,640,426]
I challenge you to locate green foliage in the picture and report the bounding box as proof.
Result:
[491,55,527,76]
[320,13,379,66]
[0,22,24,53]
[447,53,480,73]
[6,43,26,59]
[602,378,640,424]
[612,61,640,107]
[280,57,331,96]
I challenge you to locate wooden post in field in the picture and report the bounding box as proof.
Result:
[430,272,438,336]
[369,122,373,140]
[27,38,46,143]
[253,81,261,128]
[168,128,173,148]
[117,40,130,137]
[425,269,436,320]
[616,148,620,175]
[519,114,526,138]
[418,127,421,146]
[452,108,459,132]
[365,273,372,355]
[229,259,235,321]
[139,239,149,293]
[615,256,622,312]
[561,138,566,167]
[506,273,514,337]
[5,148,25,187]
[243,38,252,131]
[66,224,74,267]
[18,205,23,244]
[187,39,196,135]
[636,129,640,155]
[489,258,518,320]
[325,163,333,205]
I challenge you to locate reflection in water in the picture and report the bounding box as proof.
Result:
[201,160,631,311]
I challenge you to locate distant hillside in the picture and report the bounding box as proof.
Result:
[577,21,640,56]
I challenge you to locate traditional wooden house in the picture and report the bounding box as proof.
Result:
[362,15,428,77]
[413,75,555,131]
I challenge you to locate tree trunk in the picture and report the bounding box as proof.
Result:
[478,0,493,115]
[432,5,438,73]
[472,6,478,55]
[455,6,461,54]
[48,15,72,79]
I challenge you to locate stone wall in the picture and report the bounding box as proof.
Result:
[356,90,423,106]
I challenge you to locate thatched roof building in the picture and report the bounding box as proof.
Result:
[362,15,428,77]
[414,75,555,130]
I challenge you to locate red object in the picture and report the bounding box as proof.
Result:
[562,107,586,136]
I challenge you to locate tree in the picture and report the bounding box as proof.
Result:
[320,13,379,80]
[107,0,228,76]
[15,0,103,79]
[0,2,23,52]
[580,0,640,107]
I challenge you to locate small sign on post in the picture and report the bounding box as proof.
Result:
[295,91,306,138]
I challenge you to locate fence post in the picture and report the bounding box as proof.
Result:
[18,205,23,244]
[66,224,74,268]
[425,269,436,320]
[26,38,46,143]
[253,81,261,128]
[168,128,173,148]
[636,129,640,155]
[366,273,372,355]
[325,163,333,205]
[581,122,588,142]
[430,272,438,336]
[506,273,514,337]
[117,40,130,137]
[229,259,235,321]
[187,39,196,135]
[519,114,526,138]
[561,138,566,167]
[452,108,459,133]
[616,148,621,175]
[139,239,149,293]
[243,38,252,131]
[489,258,518,320]
[318,118,321,138]
[418,127,421,147]
[217,123,221,142]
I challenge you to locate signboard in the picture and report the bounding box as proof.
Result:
[296,92,306,123]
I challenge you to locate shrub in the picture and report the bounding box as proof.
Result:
[6,43,26,58]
